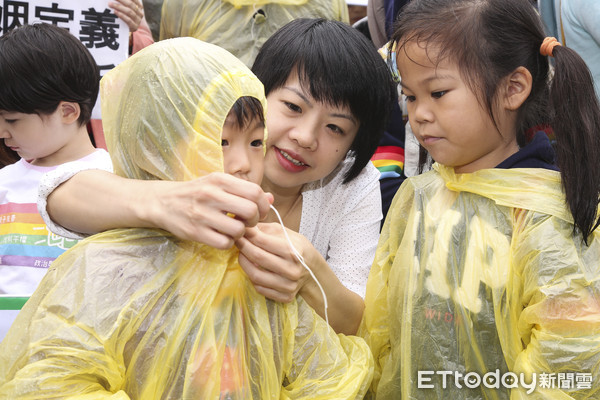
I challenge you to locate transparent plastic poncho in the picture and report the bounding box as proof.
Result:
[0,37,373,399]
[159,0,349,66]
[360,164,600,399]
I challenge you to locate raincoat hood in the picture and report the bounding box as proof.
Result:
[101,36,267,181]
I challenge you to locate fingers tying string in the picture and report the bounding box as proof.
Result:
[269,204,329,326]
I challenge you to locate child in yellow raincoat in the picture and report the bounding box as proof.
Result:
[0,37,373,399]
[360,0,600,398]
[159,0,349,66]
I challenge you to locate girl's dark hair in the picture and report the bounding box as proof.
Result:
[229,96,265,129]
[391,0,600,242]
[252,18,397,183]
[0,23,99,126]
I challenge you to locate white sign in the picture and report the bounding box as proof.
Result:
[0,0,129,118]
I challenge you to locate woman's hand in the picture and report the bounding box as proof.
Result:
[147,173,274,249]
[109,0,144,31]
[47,170,272,249]
[236,222,365,335]
[236,223,315,303]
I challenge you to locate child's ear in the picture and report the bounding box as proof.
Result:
[502,66,532,111]
[59,101,81,124]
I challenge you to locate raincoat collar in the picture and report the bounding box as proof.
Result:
[434,163,572,223]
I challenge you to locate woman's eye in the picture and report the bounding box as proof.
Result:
[327,124,344,135]
[3,119,16,124]
[221,139,229,146]
[251,139,263,147]
[284,102,302,113]
[432,91,447,99]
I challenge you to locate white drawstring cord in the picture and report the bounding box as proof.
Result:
[269,204,329,326]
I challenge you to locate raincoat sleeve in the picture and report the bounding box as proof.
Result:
[282,298,374,399]
[509,210,600,399]
[0,239,136,399]
[358,179,415,396]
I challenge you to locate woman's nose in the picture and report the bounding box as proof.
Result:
[289,123,318,151]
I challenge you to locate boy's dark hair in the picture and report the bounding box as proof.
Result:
[0,143,19,168]
[229,96,265,129]
[0,23,99,126]
[392,0,600,242]
[252,18,397,184]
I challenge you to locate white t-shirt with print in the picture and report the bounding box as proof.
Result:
[0,149,112,340]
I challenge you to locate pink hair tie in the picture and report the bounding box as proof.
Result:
[540,37,561,57]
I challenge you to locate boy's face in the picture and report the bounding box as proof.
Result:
[221,114,265,185]
[0,109,65,165]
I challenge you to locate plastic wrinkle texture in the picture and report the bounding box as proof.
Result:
[360,163,600,399]
[0,38,373,400]
[159,0,349,66]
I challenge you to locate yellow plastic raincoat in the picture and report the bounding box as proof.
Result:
[159,0,349,66]
[0,37,373,399]
[360,164,600,399]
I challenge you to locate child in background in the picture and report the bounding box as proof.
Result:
[0,24,112,341]
[360,0,600,398]
[0,37,373,399]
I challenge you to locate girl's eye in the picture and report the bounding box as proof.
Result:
[327,124,344,135]
[251,139,263,147]
[4,119,16,124]
[432,91,447,99]
[221,139,229,146]
[284,102,302,113]
[401,91,416,102]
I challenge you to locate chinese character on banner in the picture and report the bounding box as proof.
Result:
[35,3,73,28]
[0,1,128,119]
[1,1,30,33]
[80,8,120,50]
